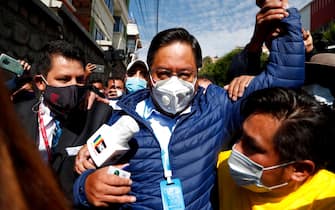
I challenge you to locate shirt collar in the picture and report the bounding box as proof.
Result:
[39,102,54,126]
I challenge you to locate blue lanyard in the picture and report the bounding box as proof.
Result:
[148,112,176,184]
[159,139,173,184]
[52,120,62,148]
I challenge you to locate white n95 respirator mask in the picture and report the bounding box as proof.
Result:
[151,76,196,115]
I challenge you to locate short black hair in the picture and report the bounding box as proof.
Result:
[34,40,85,76]
[89,78,104,84]
[241,87,335,171]
[106,76,125,86]
[147,28,202,69]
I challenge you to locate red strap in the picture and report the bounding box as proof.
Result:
[38,109,52,162]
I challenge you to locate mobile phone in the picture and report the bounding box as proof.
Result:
[94,64,105,73]
[107,165,131,179]
[0,53,24,76]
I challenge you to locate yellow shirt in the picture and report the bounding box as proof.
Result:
[217,151,335,210]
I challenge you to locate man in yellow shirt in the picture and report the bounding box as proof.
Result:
[217,87,335,210]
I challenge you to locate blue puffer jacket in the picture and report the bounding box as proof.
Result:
[74,8,304,210]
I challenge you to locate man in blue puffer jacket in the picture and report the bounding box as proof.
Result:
[73,5,304,210]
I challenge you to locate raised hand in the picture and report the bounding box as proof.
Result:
[224,75,255,101]
[249,0,289,52]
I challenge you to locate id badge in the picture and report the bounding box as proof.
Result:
[160,178,185,210]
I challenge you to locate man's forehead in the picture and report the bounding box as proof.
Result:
[48,55,84,70]
[109,79,123,83]
[108,79,124,86]
[242,113,281,144]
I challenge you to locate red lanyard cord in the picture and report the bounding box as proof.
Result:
[38,109,52,162]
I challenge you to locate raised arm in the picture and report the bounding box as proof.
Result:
[226,7,305,137]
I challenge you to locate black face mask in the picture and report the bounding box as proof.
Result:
[43,85,88,120]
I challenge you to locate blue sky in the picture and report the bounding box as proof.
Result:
[129,0,310,59]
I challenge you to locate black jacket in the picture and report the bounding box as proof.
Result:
[15,99,113,204]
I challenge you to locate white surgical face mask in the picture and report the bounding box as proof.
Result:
[116,89,123,97]
[108,89,123,100]
[151,76,196,115]
[228,145,295,193]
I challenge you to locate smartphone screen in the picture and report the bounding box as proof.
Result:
[94,64,105,73]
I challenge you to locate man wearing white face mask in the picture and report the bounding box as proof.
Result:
[217,87,335,209]
[73,5,305,209]
[106,76,126,109]
[150,75,196,115]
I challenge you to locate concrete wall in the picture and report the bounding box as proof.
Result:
[300,4,311,31]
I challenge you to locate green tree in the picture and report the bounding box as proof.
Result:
[260,51,269,70]
[199,48,243,87]
[323,22,335,45]
[312,21,335,52]
[200,48,269,87]
[202,56,213,66]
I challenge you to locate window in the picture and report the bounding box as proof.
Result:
[127,39,136,53]
[95,28,104,40]
[104,0,114,15]
[114,16,124,33]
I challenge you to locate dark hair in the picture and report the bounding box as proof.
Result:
[147,28,202,69]
[34,40,85,76]
[89,78,104,84]
[241,87,335,171]
[106,76,125,86]
[0,72,70,210]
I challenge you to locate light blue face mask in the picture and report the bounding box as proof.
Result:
[126,77,147,94]
[228,145,295,193]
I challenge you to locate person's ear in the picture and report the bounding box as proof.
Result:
[34,75,46,92]
[290,160,315,182]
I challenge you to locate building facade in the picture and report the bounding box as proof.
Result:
[0,0,105,72]
[1,0,142,81]
[310,0,335,32]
